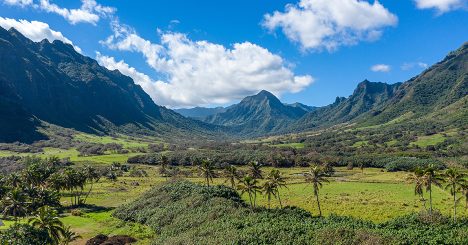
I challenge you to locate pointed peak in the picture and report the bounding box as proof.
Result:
[255,90,278,100]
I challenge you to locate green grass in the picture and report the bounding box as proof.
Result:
[74,133,153,149]
[61,211,153,244]
[410,134,446,147]
[0,147,141,164]
[271,142,305,149]
[352,140,368,147]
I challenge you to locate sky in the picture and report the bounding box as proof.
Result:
[0,0,467,108]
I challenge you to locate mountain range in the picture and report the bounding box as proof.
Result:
[0,26,466,143]
[0,27,220,143]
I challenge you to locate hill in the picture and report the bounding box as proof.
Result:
[0,27,221,143]
[290,43,467,133]
[174,106,227,120]
[204,90,309,136]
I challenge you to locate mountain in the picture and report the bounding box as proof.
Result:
[204,90,309,135]
[290,42,468,132]
[175,106,227,120]
[0,27,220,143]
[289,80,401,130]
[366,42,468,125]
[286,102,317,112]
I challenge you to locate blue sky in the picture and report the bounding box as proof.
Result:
[0,0,467,108]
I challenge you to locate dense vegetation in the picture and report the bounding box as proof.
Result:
[114,181,468,244]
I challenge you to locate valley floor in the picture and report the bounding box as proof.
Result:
[2,166,465,244]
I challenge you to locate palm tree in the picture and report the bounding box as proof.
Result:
[198,159,216,187]
[442,168,466,222]
[265,169,288,208]
[29,205,65,245]
[82,165,101,203]
[304,166,329,217]
[262,180,277,209]
[406,167,427,209]
[1,188,28,223]
[237,176,261,209]
[60,226,81,245]
[157,155,170,179]
[423,164,444,215]
[223,165,239,188]
[248,161,263,179]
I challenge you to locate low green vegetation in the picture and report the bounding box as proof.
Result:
[114,181,468,244]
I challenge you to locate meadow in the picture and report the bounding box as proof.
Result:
[2,165,461,244]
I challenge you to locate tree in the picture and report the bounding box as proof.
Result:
[248,161,263,179]
[423,165,444,215]
[223,165,239,189]
[159,155,169,179]
[2,188,28,222]
[29,206,65,245]
[198,159,216,187]
[82,165,101,204]
[265,169,288,208]
[237,176,261,209]
[442,168,466,222]
[406,167,427,209]
[60,226,81,245]
[304,166,329,216]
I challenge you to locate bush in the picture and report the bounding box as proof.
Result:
[0,224,53,245]
[113,181,468,244]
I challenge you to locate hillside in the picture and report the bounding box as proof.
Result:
[175,106,227,120]
[289,43,468,133]
[204,90,309,135]
[0,27,221,143]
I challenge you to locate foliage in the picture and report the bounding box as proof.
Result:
[114,181,468,244]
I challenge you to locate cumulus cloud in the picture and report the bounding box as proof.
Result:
[3,0,32,7]
[371,64,391,72]
[414,0,466,14]
[401,62,428,70]
[0,17,81,52]
[3,0,115,25]
[95,52,166,105]
[100,21,313,108]
[262,0,398,51]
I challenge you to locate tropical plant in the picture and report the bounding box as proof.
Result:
[406,167,427,209]
[304,166,329,216]
[2,188,28,222]
[442,168,466,222]
[237,176,261,208]
[265,169,288,208]
[29,205,65,245]
[248,161,263,179]
[198,159,216,187]
[60,226,81,245]
[82,165,100,203]
[423,164,444,215]
[223,165,240,189]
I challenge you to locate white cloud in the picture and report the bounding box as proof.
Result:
[414,0,466,13]
[0,17,81,52]
[100,21,314,108]
[262,0,398,51]
[3,0,32,7]
[3,0,115,25]
[371,64,391,72]
[95,52,163,104]
[401,62,428,70]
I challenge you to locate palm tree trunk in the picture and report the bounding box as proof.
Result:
[453,185,457,222]
[315,193,322,217]
[248,192,253,209]
[84,182,94,204]
[429,183,433,215]
[278,192,283,208]
[268,194,271,209]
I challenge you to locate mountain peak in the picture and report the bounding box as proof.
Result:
[255,90,277,99]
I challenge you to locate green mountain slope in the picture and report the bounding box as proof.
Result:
[205,90,309,135]
[0,27,222,142]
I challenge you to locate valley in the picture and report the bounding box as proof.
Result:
[0,14,467,245]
